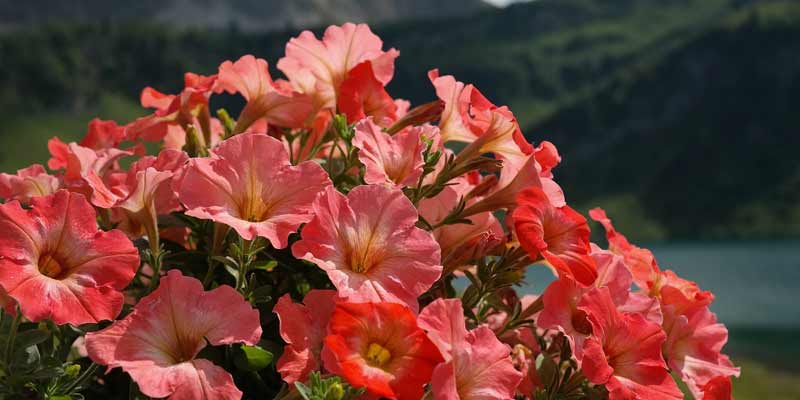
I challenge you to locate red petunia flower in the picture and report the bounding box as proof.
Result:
[513,187,597,286]
[322,301,443,400]
[0,190,139,325]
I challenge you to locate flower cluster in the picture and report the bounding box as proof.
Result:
[0,23,738,400]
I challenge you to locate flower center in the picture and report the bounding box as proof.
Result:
[38,254,65,279]
[571,310,593,335]
[365,343,392,367]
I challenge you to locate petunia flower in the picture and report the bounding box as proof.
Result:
[277,23,399,110]
[215,55,313,134]
[662,305,739,398]
[338,61,398,124]
[0,190,139,325]
[578,287,683,400]
[352,118,431,188]
[60,143,133,208]
[273,289,337,384]
[0,164,60,203]
[418,298,522,400]
[322,301,443,400]
[536,245,633,357]
[418,181,504,274]
[112,149,188,242]
[47,119,141,171]
[292,185,441,311]
[126,72,217,147]
[699,376,734,400]
[86,270,262,400]
[178,133,331,248]
[513,187,597,286]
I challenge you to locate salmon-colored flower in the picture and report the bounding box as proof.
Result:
[178,133,330,248]
[662,305,739,398]
[60,143,133,208]
[86,270,261,400]
[0,164,60,203]
[278,23,399,110]
[292,185,441,311]
[589,208,661,288]
[215,55,313,134]
[322,301,443,400]
[273,290,337,384]
[47,119,140,170]
[0,190,139,325]
[513,187,597,286]
[700,376,734,400]
[352,118,432,188]
[537,246,633,357]
[112,149,188,240]
[339,61,398,124]
[418,181,504,273]
[418,298,522,400]
[127,72,217,144]
[578,287,682,400]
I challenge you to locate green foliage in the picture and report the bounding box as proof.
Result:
[293,372,365,400]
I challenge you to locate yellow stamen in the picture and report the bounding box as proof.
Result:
[38,254,64,279]
[365,343,392,367]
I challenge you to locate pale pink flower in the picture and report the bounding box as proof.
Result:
[353,118,433,188]
[0,164,60,203]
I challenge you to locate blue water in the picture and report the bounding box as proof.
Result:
[518,240,800,328]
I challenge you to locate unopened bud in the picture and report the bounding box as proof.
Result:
[325,382,345,400]
[64,363,81,379]
[386,100,444,135]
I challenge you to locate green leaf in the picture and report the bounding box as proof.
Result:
[250,285,273,304]
[233,345,273,371]
[251,260,277,271]
[15,329,50,349]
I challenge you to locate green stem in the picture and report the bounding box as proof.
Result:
[3,309,22,372]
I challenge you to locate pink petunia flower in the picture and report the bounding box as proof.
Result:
[322,301,443,400]
[0,164,60,203]
[178,133,331,248]
[292,185,441,311]
[418,298,522,400]
[513,187,597,286]
[60,143,133,208]
[352,118,432,188]
[273,289,337,384]
[215,55,313,134]
[86,270,262,400]
[111,149,189,240]
[277,23,399,110]
[662,305,740,398]
[0,190,139,325]
[578,287,683,400]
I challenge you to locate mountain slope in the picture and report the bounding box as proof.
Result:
[0,0,487,33]
[528,1,800,238]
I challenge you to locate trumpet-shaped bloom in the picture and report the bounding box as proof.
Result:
[578,288,682,400]
[0,164,60,203]
[352,118,430,188]
[322,301,443,400]
[513,187,597,286]
[662,306,739,398]
[178,133,331,248]
[292,185,441,311]
[339,61,398,124]
[61,143,133,208]
[112,149,188,239]
[278,23,399,109]
[86,270,262,400]
[418,298,522,400]
[47,119,138,170]
[454,109,531,171]
[215,55,313,133]
[273,290,337,384]
[536,246,633,357]
[589,208,661,289]
[0,190,139,325]
[418,183,504,273]
[699,376,733,400]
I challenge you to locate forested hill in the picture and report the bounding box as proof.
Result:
[0,0,797,240]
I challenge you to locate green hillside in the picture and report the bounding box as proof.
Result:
[0,0,797,240]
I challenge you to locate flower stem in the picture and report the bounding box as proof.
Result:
[3,309,22,372]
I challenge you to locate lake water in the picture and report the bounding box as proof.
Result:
[519,240,800,328]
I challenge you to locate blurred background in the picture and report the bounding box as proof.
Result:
[1,0,798,398]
